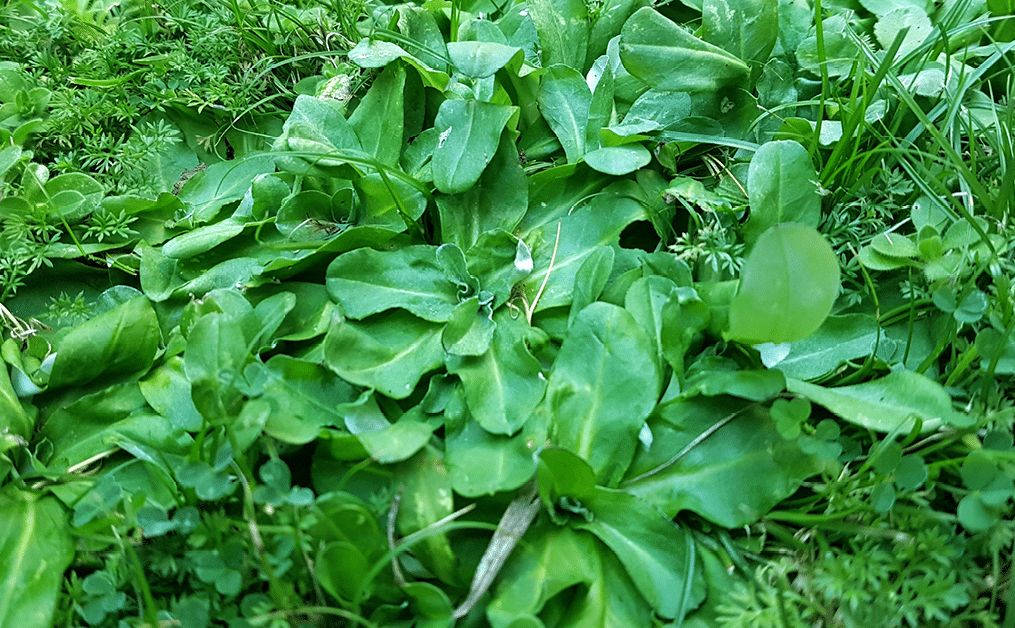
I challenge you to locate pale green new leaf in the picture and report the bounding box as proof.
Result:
[727,224,840,345]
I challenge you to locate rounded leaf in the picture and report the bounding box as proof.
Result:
[727,223,840,344]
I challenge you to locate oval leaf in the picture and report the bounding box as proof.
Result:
[727,223,840,345]
[619,7,750,92]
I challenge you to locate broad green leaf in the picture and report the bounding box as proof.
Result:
[610,89,691,136]
[444,386,541,496]
[874,6,933,59]
[138,357,203,432]
[624,395,820,527]
[743,140,821,245]
[0,487,75,628]
[587,60,614,149]
[466,230,533,308]
[583,144,651,175]
[576,487,698,620]
[175,155,275,226]
[625,276,679,370]
[1,362,32,440]
[184,312,248,421]
[587,0,651,62]
[702,0,778,66]
[397,447,460,586]
[49,296,160,389]
[259,355,358,444]
[538,65,592,163]
[487,525,599,627]
[325,246,460,323]
[619,8,749,92]
[526,0,590,71]
[548,302,660,486]
[680,359,786,401]
[447,312,547,435]
[348,62,407,166]
[795,17,861,78]
[355,172,428,231]
[727,224,840,345]
[442,297,496,356]
[41,384,190,468]
[487,523,653,628]
[436,133,528,251]
[448,41,523,77]
[353,411,435,464]
[323,310,444,399]
[787,370,973,433]
[537,447,597,512]
[432,99,515,194]
[569,246,615,326]
[659,286,710,381]
[759,314,879,380]
[521,180,646,312]
[161,218,246,259]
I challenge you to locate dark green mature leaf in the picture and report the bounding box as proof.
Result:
[258,355,358,444]
[576,488,698,621]
[539,65,592,163]
[436,133,528,251]
[727,224,840,345]
[442,297,496,356]
[743,140,821,246]
[41,384,189,469]
[175,155,275,226]
[624,396,820,527]
[447,312,547,435]
[619,8,749,92]
[787,370,972,433]
[0,487,75,628]
[432,99,515,194]
[548,302,660,486]
[486,523,653,628]
[702,0,778,66]
[323,310,444,399]
[526,0,590,71]
[444,386,542,496]
[397,447,460,586]
[583,144,651,175]
[348,62,407,166]
[761,314,879,380]
[521,180,646,312]
[569,246,615,326]
[49,296,159,389]
[448,41,523,78]
[1,362,33,440]
[326,246,460,323]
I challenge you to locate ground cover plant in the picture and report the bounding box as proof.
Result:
[3,0,1015,626]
